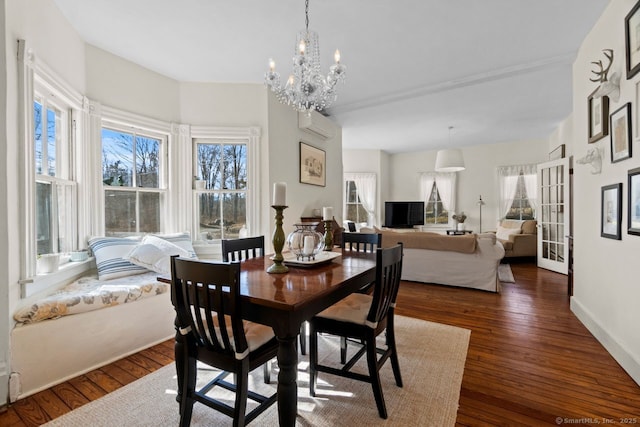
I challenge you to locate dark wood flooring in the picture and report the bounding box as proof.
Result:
[1,262,639,426]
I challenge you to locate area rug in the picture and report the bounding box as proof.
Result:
[44,316,470,427]
[498,263,515,283]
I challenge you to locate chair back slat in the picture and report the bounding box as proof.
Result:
[222,236,265,262]
[368,243,403,324]
[342,232,382,253]
[170,256,248,357]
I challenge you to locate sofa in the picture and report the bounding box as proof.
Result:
[492,219,537,258]
[369,227,505,292]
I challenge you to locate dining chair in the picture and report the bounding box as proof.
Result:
[170,256,278,427]
[339,232,383,362]
[222,236,265,262]
[309,243,404,419]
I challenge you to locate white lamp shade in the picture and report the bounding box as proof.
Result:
[435,149,465,172]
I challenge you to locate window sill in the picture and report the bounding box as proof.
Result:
[22,258,95,299]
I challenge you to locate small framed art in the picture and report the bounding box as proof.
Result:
[610,103,632,163]
[625,1,640,79]
[588,89,609,143]
[628,167,640,235]
[549,144,566,160]
[299,142,326,186]
[601,183,622,240]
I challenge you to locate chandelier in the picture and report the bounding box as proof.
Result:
[264,0,346,113]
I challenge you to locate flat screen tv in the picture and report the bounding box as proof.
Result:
[384,201,425,228]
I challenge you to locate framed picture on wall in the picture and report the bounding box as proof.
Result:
[626,1,640,79]
[628,167,640,235]
[299,142,326,186]
[588,89,609,143]
[610,103,632,163]
[601,183,622,240]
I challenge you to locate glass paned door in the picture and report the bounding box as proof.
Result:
[537,158,570,274]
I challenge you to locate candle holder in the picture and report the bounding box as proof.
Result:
[323,219,333,250]
[268,205,289,274]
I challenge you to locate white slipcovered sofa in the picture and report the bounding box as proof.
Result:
[369,228,505,292]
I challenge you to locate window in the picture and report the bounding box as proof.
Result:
[345,181,369,223]
[194,140,247,240]
[419,172,457,227]
[424,183,449,224]
[505,173,535,220]
[102,125,166,236]
[497,165,537,221]
[34,89,76,255]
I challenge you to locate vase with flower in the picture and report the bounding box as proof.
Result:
[452,212,467,231]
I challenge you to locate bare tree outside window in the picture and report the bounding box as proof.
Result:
[102,127,164,236]
[195,142,247,240]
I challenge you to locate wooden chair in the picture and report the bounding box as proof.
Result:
[339,232,382,361]
[309,243,404,419]
[170,256,277,427]
[342,232,381,253]
[221,236,265,262]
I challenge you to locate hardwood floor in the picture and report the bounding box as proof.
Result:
[1,262,639,426]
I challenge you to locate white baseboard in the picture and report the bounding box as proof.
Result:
[571,297,640,386]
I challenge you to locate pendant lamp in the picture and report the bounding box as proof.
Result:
[435,126,465,172]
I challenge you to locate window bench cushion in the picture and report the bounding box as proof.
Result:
[13,272,168,324]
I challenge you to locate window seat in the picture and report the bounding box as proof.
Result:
[10,272,175,400]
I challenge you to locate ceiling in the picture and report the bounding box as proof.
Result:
[52,0,609,153]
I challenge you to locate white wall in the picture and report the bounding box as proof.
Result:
[351,139,548,232]
[267,95,344,242]
[1,0,10,405]
[570,0,640,385]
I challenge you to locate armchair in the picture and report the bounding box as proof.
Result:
[493,219,537,258]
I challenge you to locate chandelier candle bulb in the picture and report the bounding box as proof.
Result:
[273,182,287,206]
[323,207,333,220]
[334,49,341,63]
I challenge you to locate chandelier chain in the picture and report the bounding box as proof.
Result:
[305,0,309,32]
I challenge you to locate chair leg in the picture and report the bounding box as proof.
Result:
[340,336,348,364]
[299,322,307,355]
[263,360,271,384]
[179,356,197,427]
[386,325,403,388]
[365,333,387,419]
[233,364,249,427]
[309,323,318,397]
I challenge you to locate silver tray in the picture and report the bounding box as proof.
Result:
[282,251,341,267]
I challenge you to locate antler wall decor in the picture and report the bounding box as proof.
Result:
[591,49,620,102]
[576,147,602,175]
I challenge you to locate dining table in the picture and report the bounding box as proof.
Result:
[167,249,377,427]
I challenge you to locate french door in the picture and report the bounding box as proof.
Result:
[537,158,570,274]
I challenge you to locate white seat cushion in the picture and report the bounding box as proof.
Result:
[316,293,373,325]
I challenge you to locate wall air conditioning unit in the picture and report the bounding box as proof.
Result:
[298,110,336,140]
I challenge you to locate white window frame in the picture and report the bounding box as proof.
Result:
[100,119,168,236]
[497,164,538,220]
[343,173,377,227]
[190,126,260,251]
[18,40,90,298]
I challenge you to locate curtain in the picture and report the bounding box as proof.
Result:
[497,166,521,218]
[435,172,456,214]
[344,173,377,226]
[419,173,435,204]
[521,164,538,215]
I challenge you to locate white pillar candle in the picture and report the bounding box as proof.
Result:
[323,207,333,220]
[303,235,315,254]
[273,182,287,206]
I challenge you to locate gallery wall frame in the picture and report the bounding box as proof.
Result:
[610,103,632,163]
[625,0,640,79]
[601,183,622,240]
[299,141,326,187]
[628,167,640,235]
[588,89,609,143]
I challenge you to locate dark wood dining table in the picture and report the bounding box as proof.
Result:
[167,249,377,427]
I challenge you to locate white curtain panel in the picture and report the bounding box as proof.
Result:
[436,172,457,214]
[497,166,521,218]
[345,173,377,226]
[521,164,538,215]
[419,173,436,205]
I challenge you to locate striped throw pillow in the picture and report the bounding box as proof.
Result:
[88,236,148,281]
